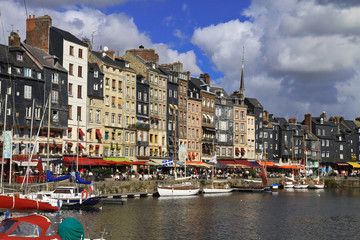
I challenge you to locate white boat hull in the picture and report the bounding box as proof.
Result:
[202,188,233,194]
[157,186,200,196]
[308,183,325,189]
[294,184,309,189]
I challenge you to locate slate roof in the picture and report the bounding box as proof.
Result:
[22,43,67,72]
[0,44,40,72]
[51,26,88,47]
[245,97,263,109]
[91,51,135,72]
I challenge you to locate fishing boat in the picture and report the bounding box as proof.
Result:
[157,182,200,196]
[282,176,296,188]
[308,176,325,189]
[293,179,309,189]
[202,155,233,194]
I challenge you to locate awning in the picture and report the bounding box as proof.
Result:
[347,162,360,168]
[118,98,122,105]
[96,129,102,139]
[95,145,100,148]
[56,144,62,148]
[276,164,303,169]
[63,157,108,166]
[131,161,149,165]
[78,143,84,149]
[234,160,253,167]
[257,161,276,167]
[169,104,174,109]
[40,143,46,147]
[89,144,94,148]
[336,162,349,166]
[67,142,73,146]
[49,144,55,148]
[173,105,178,110]
[203,127,215,132]
[68,128,72,131]
[79,128,85,137]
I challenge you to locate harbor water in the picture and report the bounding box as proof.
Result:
[48,188,360,240]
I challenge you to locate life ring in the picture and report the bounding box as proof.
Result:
[81,190,89,198]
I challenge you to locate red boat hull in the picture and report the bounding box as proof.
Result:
[0,195,59,212]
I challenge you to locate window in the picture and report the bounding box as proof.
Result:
[68,83,73,96]
[169,89,172,97]
[69,64,73,75]
[37,72,41,79]
[68,105,72,120]
[77,85,82,98]
[94,70,98,78]
[78,48,83,58]
[78,66,82,77]
[52,110,58,121]
[25,106,32,118]
[70,46,74,56]
[35,107,41,119]
[89,109,92,122]
[52,73,59,84]
[24,85,32,99]
[16,52,23,61]
[96,110,100,123]
[77,106,81,121]
[24,68,32,77]
[105,113,109,125]
[51,90,59,103]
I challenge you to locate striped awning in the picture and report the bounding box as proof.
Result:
[347,162,360,168]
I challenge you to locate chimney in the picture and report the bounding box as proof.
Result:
[200,73,211,85]
[320,111,327,121]
[304,113,312,133]
[26,15,52,53]
[172,61,183,73]
[289,118,297,124]
[8,31,21,47]
[126,47,159,64]
[98,49,115,59]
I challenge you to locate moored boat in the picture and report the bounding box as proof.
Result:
[202,187,233,194]
[293,179,309,189]
[157,183,200,196]
[0,195,59,213]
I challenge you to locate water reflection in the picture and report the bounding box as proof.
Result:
[46,189,360,239]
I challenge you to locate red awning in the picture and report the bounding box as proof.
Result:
[40,143,46,147]
[79,129,85,137]
[50,132,55,136]
[234,160,253,167]
[336,162,349,166]
[49,144,55,148]
[89,145,94,148]
[78,143,84,149]
[63,157,108,166]
[96,129,102,139]
[56,144,62,148]
[131,161,148,165]
[95,145,100,148]
[67,142,73,146]
[257,161,276,167]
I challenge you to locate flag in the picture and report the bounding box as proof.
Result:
[209,155,217,164]
[89,184,94,192]
[162,159,174,167]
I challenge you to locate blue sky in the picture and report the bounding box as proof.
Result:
[2,0,360,121]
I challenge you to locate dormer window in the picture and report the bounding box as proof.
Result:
[125,62,130,68]
[16,52,23,61]
[152,63,155,69]
[94,71,98,78]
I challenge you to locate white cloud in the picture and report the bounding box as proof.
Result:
[192,0,360,120]
[1,0,201,76]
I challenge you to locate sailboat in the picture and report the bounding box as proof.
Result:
[157,109,199,197]
[231,151,273,192]
[294,139,309,189]
[202,155,232,194]
[308,140,325,189]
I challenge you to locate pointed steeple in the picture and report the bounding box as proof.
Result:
[239,47,245,101]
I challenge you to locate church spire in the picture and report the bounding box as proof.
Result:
[239,47,245,101]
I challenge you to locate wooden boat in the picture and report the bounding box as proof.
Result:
[293,179,309,189]
[282,176,296,188]
[202,157,233,194]
[202,187,233,194]
[0,195,59,213]
[157,183,200,196]
[308,176,325,189]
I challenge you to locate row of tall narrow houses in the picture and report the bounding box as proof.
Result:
[0,14,360,168]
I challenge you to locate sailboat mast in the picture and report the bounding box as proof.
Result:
[211,138,215,188]
[77,116,79,173]
[174,109,177,178]
[1,94,8,194]
[46,92,51,191]
[24,99,35,187]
